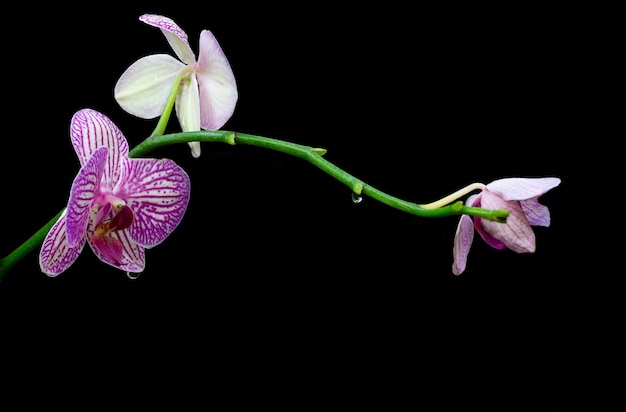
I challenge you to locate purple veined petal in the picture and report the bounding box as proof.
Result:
[66,146,107,247]
[87,226,145,273]
[70,109,129,188]
[480,192,536,253]
[196,30,238,130]
[121,158,191,247]
[39,212,86,276]
[139,14,195,65]
[486,177,561,201]
[90,232,125,266]
[115,54,185,119]
[520,198,552,227]
[452,215,475,275]
[175,74,202,157]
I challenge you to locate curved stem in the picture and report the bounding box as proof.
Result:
[0,129,508,280]
[131,130,508,222]
[0,209,64,281]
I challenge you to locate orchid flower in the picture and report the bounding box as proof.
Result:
[39,109,191,277]
[452,177,561,275]
[114,13,238,158]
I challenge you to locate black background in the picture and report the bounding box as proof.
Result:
[0,2,612,409]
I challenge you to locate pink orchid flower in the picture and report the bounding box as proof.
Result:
[114,14,238,158]
[452,177,561,275]
[39,109,191,277]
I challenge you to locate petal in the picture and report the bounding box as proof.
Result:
[108,205,134,231]
[452,215,475,275]
[120,158,191,247]
[70,109,129,187]
[480,191,536,253]
[196,30,238,130]
[87,228,145,273]
[66,146,107,247]
[175,74,202,157]
[175,74,201,132]
[139,14,195,64]
[474,217,508,250]
[114,54,185,119]
[486,177,561,201]
[39,212,86,276]
[520,198,551,227]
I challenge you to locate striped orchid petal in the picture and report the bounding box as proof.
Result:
[40,109,191,277]
[88,225,145,273]
[70,109,128,189]
[123,157,191,247]
[139,14,195,65]
[39,211,86,277]
[66,146,107,247]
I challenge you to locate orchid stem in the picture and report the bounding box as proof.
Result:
[0,209,64,281]
[129,130,509,223]
[0,130,508,281]
[149,68,186,138]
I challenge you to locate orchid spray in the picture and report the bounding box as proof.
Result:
[0,13,560,281]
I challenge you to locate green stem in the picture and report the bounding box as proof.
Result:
[130,130,508,222]
[149,68,187,138]
[0,129,508,281]
[0,209,64,281]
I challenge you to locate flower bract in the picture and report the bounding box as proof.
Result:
[114,14,238,158]
[39,109,191,277]
[452,177,561,275]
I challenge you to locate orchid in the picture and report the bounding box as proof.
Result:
[114,13,238,158]
[452,177,561,275]
[38,109,191,277]
[0,11,562,282]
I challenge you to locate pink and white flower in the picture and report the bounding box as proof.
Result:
[39,109,191,277]
[114,14,238,158]
[452,177,561,275]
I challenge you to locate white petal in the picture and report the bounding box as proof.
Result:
[175,74,202,157]
[486,177,561,201]
[115,54,185,119]
[196,30,238,130]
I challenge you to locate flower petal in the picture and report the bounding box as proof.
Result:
[452,215,475,275]
[39,212,86,276]
[121,158,191,247]
[486,177,561,201]
[139,14,195,65]
[66,146,107,247]
[87,228,145,273]
[175,74,202,157]
[70,109,129,188]
[520,198,551,227]
[480,191,536,253]
[114,54,184,119]
[196,30,238,130]
[175,74,201,132]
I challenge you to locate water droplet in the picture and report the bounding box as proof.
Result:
[127,271,141,280]
[351,192,363,204]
